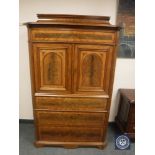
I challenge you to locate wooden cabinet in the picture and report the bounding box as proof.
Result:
[26,14,120,149]
[115,89,135,140]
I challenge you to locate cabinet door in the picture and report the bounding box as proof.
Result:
[73,44,114,95]
[33,43,72,93]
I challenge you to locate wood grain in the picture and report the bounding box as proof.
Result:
[35,111,107,127]
[33,43,72,92]
[27,14,120,148]
[73,44,113,95]
[31,28,116,44]
[38,126,104,142]
[35,96,108,111]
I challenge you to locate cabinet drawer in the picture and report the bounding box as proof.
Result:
[35,97,108,111]
[31,29,115,44]
[36,111,107,127]
[38,126,104,142]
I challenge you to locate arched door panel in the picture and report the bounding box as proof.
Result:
[74,44,113,95]
[33,43,72,93]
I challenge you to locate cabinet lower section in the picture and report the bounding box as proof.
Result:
[33,96,109,148]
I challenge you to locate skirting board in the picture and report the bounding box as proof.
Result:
[19,119,116,127]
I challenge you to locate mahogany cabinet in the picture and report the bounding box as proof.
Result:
[26,14,120,149]
[115,89,135,139]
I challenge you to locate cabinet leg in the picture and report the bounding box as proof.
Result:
[97,142,107,149]
[34,142,44,148]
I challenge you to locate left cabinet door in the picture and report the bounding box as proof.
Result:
[32,43,72,94]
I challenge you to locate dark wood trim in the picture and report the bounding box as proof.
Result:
[24,14,121,30]
[26,23,121,31]
[37,14,110,21]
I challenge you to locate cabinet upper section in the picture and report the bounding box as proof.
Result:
[27,15,120,97]
[26,14,120,31]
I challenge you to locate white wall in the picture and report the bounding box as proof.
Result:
[109,59,135,121]
[19,0,135,121]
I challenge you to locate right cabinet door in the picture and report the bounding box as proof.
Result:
[73,44,114,95]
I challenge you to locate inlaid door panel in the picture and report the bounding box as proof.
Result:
[73,44,113,95]
[33,43,72,93]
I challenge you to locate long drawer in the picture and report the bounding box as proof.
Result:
[35,111,107,127]
[35,97,108,111]
[31,28,115,44]
[38,126,105,142]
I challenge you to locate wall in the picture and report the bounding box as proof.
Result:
[19,0,135,121]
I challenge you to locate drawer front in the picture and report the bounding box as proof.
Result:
[38,126,104,142]
[36,111,107,127]
[35,97,107,111]
[31,29,115,44]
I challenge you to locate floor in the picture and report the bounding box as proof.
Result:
[19,123,135,155]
